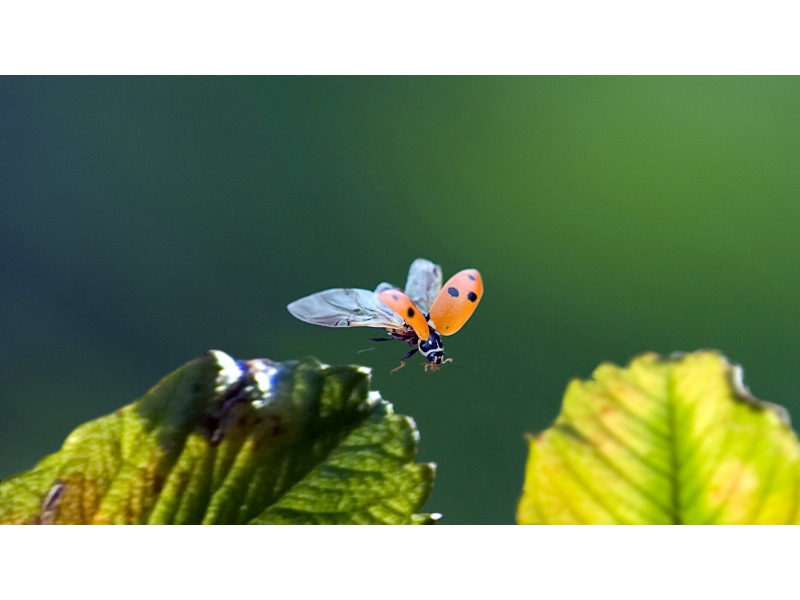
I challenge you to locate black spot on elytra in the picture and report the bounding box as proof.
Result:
[448,287,459,297]
[468,274,476,281]
[407,307,415,318]
[467,291,478,302]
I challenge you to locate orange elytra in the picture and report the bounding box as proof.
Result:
[428,269,483,336]
[377,289,430,340]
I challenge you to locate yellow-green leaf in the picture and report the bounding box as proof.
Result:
[0,351,437,524]
[517,350,800,524]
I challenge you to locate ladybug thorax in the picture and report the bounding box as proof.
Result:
[418,329,445,365]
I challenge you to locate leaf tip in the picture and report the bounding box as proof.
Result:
[642,349,791,426]
[724,355,792,427]
[367,390,383,408]
[208,349,246,393]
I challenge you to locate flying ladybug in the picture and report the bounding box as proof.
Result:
[287,258,483,372]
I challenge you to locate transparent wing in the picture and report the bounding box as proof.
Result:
[373,281,397,294]
[287,288,406,330]
[404,258,443,314]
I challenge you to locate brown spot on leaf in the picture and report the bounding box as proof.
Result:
[264,415,285,437]
[152,472,165,495]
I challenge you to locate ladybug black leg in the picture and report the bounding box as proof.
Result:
[369,337,395,342]
[391,347,419,373]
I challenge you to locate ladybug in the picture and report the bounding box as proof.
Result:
[287,258,483,372]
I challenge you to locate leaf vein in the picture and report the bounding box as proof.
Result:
[550,434,626,523]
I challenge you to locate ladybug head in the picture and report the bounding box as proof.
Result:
[418,330,445,364]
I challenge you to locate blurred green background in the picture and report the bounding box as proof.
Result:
[2,77,800,524]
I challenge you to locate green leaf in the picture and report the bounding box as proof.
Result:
[0,351,437,524]
[517,350,800,524]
